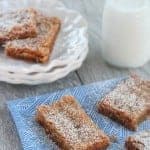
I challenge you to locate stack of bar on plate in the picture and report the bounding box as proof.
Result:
[0,8,61,63]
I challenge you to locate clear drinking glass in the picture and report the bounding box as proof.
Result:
[101,0,150,68]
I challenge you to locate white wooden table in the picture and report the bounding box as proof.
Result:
[0,0,150,149]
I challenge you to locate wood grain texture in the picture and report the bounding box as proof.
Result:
[1,0,150,149]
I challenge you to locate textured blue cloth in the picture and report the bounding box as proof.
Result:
[7,78,150,150]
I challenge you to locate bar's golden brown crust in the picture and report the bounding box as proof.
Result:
[125,130,150,150]
[36,96,110,150]
[5,15,61,63]
[97,75,150,131]
[0,8,37,43]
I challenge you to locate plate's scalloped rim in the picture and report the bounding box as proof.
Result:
[0,0,88,84]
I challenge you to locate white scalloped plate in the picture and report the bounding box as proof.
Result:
[0,51,87,84]
[0,0,88,84]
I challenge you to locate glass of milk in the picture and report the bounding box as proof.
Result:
[101,0,150,68]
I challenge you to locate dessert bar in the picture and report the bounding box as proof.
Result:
[98,75,150,130]
[36,96,110,150]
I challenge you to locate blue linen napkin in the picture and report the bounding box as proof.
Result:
[7,78,150,150]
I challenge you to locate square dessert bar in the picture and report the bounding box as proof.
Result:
[97,75,150,131]
[36,96,110,150]
[5,14,61,63]
[0,8,37,43]
[125,130,150,150]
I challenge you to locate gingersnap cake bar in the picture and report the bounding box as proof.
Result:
[5,14,61,63]
[0,8,37,43]
[36,96,110,150]
[97,75,150,131]
[125,130,150,150]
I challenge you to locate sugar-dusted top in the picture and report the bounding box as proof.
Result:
[40,96,108,149]
[0,8,36,35]
[103,75,150,115]
[5,14,60,52]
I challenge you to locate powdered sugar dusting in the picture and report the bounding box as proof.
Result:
[0,8,35,35]
[43,96,107,148]
[104,76,150,114]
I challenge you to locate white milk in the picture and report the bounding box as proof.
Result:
[101,0,150,68]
